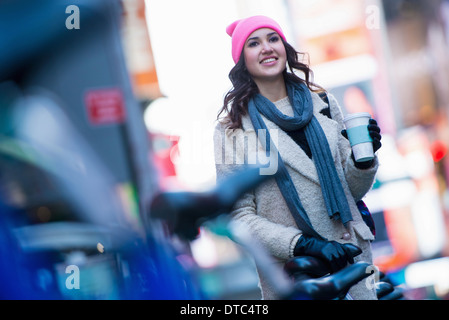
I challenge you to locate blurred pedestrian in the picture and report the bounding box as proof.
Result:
[214,15,382,300]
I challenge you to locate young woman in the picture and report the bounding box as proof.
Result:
[213,15,382,300]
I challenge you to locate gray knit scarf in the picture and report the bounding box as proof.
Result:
[248,80,352,240]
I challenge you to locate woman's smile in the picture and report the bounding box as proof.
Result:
[260,56,278,65]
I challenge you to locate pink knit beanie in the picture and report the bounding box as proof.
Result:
[226,15,286,64]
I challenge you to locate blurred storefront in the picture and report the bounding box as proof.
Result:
[375,0,449,298]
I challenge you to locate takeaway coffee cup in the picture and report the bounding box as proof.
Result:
[343,112,374,162]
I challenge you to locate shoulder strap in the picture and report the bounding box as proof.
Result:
[318,91,329,106]
[318,91,332,120]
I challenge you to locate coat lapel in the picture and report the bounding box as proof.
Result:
[241,92,340,185]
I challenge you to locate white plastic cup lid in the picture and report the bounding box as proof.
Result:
[343,112,372,122]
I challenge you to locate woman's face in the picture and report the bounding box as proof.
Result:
[243,28,287,82]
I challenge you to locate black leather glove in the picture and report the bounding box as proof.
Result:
[293,235,361,273]
[367,119,382,153]
[341,118,382,169]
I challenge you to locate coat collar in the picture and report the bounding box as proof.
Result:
[241,91,340,184]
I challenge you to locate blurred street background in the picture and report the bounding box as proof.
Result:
[2,0,449,300]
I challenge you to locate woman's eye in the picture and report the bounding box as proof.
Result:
[248,41,258,47]
[269,36,279,42]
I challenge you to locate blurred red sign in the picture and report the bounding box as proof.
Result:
[85,88,126,125]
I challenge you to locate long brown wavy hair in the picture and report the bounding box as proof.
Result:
[217,39,325,129]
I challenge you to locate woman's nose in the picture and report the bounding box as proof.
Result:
[261,42,273,53]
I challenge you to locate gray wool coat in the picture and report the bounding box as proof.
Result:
[213,91,379,300]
